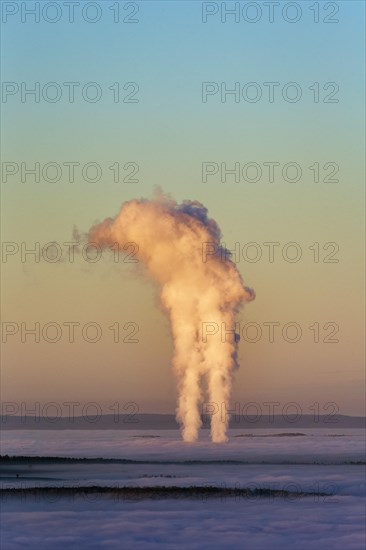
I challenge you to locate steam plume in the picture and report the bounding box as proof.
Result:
[88,191,255,442]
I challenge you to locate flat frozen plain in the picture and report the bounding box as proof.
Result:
[1,429,365,550]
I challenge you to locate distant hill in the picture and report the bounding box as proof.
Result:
[1,414,365,430]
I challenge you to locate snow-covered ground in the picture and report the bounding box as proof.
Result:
[1,429,365,549]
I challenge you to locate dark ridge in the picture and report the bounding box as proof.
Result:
[131,435,161,438]
[1,456,365,466]
[0,485,330,499]
[234,433,307,438]
[1,414,365,430]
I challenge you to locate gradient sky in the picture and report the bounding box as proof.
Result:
[1,1,365,416]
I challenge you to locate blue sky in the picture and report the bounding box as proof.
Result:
[1,1,365,415]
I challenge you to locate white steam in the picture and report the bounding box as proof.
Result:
[88,191,255,442]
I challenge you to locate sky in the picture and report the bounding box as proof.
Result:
[1,0,365,417]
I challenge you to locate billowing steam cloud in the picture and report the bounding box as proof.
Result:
[88,190,255,442]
